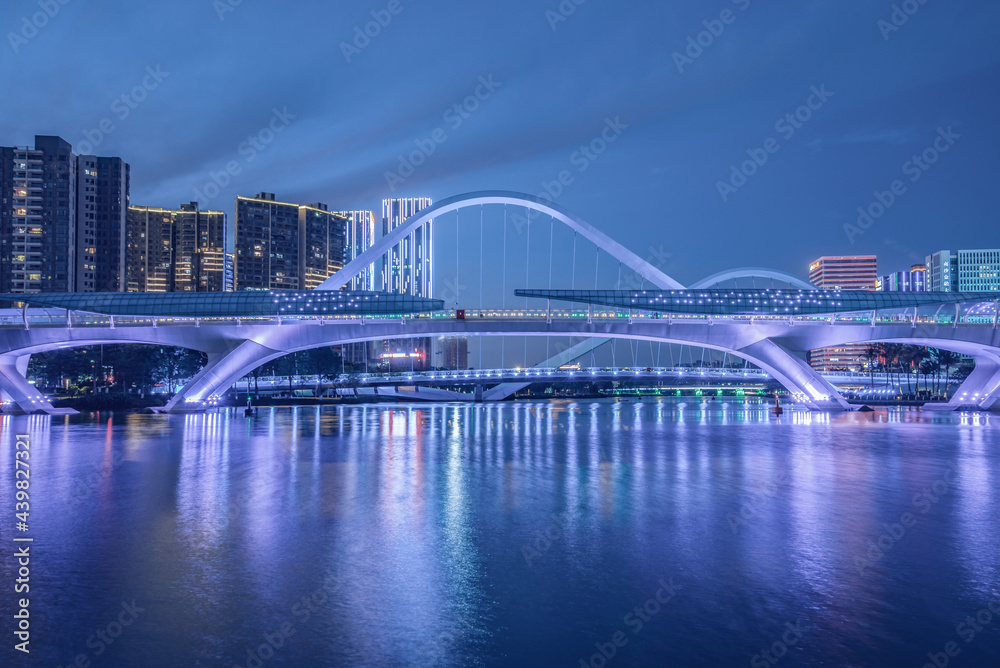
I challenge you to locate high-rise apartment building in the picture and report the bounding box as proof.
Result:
[382,197,433,296]
[172,202,227,293]
[234,193,346,291]
[1,136,77,292]
[338,210,376,291]
[126,206,173,292]
[126,203,227,293]
[807,255,878,372]
[1,136,129,293]
[76,155,129,292]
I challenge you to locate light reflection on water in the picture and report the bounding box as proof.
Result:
[0,400,998,667]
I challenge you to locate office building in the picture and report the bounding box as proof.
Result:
[925,249,1000,292]
[925,251,957,292]
[876,265,926,292]
[382,197,433,296]
[234,193,346,291]
[126,203,227,293]
[1,135,130,293]
[807,255,878,372]
[808,255,878,290]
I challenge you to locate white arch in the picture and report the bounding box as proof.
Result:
[317,190,685,292]
[690,267,816,290]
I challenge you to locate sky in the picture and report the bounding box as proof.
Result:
[4,0,1000,288]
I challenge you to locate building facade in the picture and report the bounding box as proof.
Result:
[382,197,433,296]
[126,203,227,293]
[807,255,878,372]
[925,251,957,292]
[1,136,78,292]
[172,202,227,293]
[338,210,376,291]
[925,249,1000,292]
[0,136,130,294]
[375,198,434,369]
[435,336,469,370]
[126,207,173,292]
[876,265,926,292]
[235,193,346,291]
[956,249,1000,292]
[76,155,129,292]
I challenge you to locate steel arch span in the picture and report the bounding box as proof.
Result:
[2,319,999,414]
[316,190,686,292]
[690,268,817,290]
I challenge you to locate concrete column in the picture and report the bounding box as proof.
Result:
[928,355,1000,412]
[0,353,75,415]
[736,339,852,411]
[165,340,280,413]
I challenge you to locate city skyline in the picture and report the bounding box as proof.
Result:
[4,1,999,287]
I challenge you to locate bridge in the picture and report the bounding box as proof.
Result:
[1,191,998,414]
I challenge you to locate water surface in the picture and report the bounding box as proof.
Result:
[1,401,998,666]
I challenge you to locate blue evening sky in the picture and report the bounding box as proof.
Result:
[3,0,999,286]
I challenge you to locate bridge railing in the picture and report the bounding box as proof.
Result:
[1,308,996,329]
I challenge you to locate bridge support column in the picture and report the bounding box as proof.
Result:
[0,354,76,415]
[474,384,484,402]
[736,340,852,411]
[925,355,1000,412]
[164,340,278,413]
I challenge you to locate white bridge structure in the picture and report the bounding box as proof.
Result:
[1,191,998,415]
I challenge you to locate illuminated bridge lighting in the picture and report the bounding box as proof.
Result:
[514,289,1000,316]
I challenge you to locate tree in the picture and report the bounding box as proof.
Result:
[918,360,939,398]
[863,344,882,388]
[934,349,961,400]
